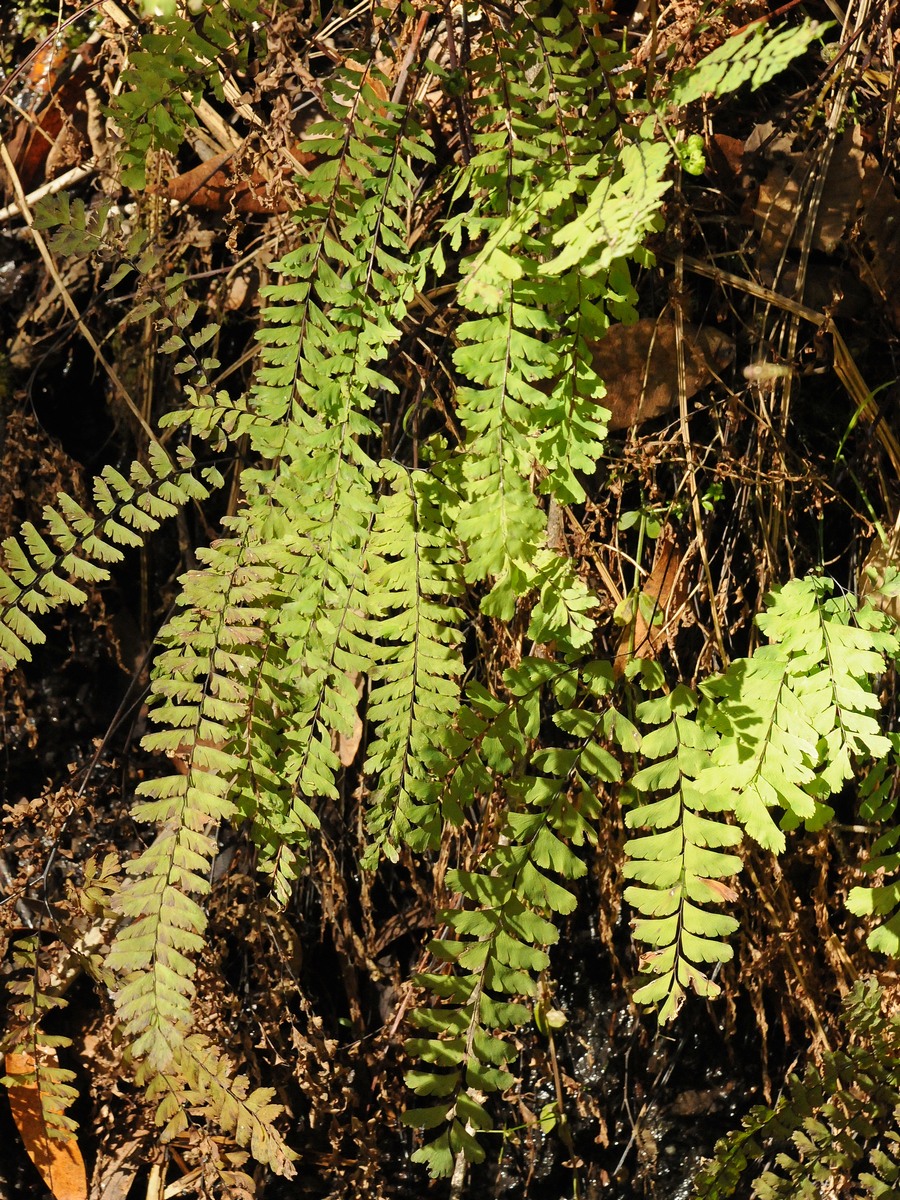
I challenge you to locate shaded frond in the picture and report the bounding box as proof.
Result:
[0,444,221,670]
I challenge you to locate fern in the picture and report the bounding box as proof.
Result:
[694,979,900,1199]
[541,137,671,279]
[847,736,900,955]
[666,18,827,108]
[405,657,625,1173]
[0,937,79,1144]
[440,0,626,618]
[109,0,262,191]
[107,534,254,1067]
[1,0,853,1183]
[623,580,898,1020]
[700,578,897,853]
[103,523,303,1167]
[362,464,464,866]
[140,1035,297,1177]
[105,37,440,1161]
[623,664,741,1023]
[0,443,221,669]
[240,53,437,898]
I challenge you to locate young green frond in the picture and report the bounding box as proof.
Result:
[666,18,826,109]
[110,0,262,191]
[439,0,631,619]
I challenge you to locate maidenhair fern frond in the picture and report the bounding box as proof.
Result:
[694,978,900,1199]
[405,657,620,1173]
[700,578,898,852]
[107,533,259,1072]
[362,465,464,866]
[140,1034,297,1178]
[0,937,79,1144]
[0,444,220,670]
[623,668,741,1023]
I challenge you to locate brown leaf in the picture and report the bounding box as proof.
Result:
[615,525,689,674]
[754,126,867,261]
[5,1050,88,1200]
[750,124,900,329]
[696,877,739,904]
[857,156,900,332]
[169,736,225,776]
[157,149,315,214]
[3,54,92,193]
[338,672,365,767]
[591,320,734,431]
[707,132,744,179]
[90,1138,142,1200]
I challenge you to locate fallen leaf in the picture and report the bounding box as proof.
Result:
[615,524,689,674]
[338,672,365,767]
[5,1050,88,1200]
[857,159,900,331]
[707,132,744,178]
[750,124,900,329]
[3,51,92,192]
[592,319,734,431]
[90,1137,142,1200]
[696,877,739,904]
[156,149,299,214]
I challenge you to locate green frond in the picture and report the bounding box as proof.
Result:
[624,681,741,1023]
[139,1034,296,1177]
[108,533,260,1071]
[694,978,900,1199]
[847,735,900,955]
[362,466,464,865]
[697,579,897,852]
[406,657,617,1168]
[0,448,221,670]
[542,139,672,279]
[0,937,79,1143]
[109,0,262,191]
[667,18,826,109]
[438,0,635,619]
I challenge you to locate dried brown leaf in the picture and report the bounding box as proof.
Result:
[615,525,689,674]
[592,320,733,431]
[5,1050,88,1200]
